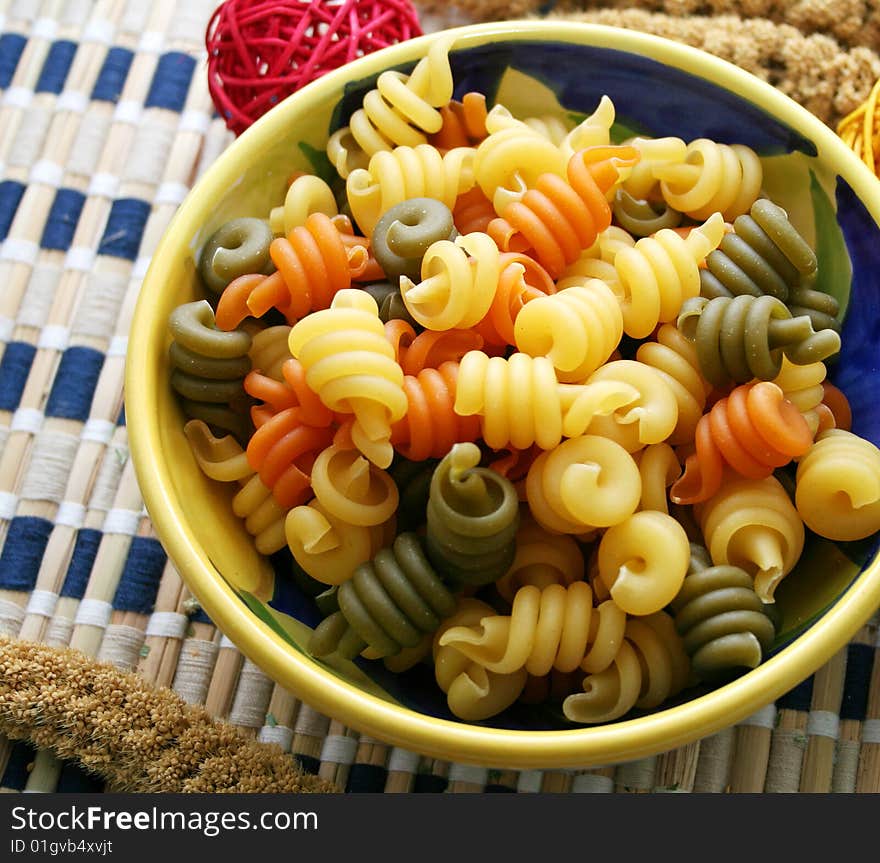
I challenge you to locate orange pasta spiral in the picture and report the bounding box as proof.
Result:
[487,145,640,278]
[384,319,484,376]
[429,92,489,151]
[245,358,335,430]
[389,361,482,462]
[671,381,813,505]
[215,214,371,329]
[472,251,556,348]
[452,186,497,235]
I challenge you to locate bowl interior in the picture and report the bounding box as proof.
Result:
[130,26,880,751]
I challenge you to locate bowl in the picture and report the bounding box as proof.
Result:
[126,20,880,770]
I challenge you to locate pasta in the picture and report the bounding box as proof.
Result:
[677,294,842,387]
[654,138,763,221]
[473,105,567,205]
[635,323,712,445]
[700,198,817,302]
[454,350,639,451]
[168,299,253,442]
[613,212,726,338]
[437,581,597,676]
[346,144,475,237]
[248,324,293,382]
[473,251,556,348]
[671,381,813,505]
[487,144,640,278]
[425,442,520,587]
[370,197,457,282]
[513,278,622,383]
[307,532,456,660]
[634,443,681,514]
[596,510,690,616]
[563,612,690,723]
[184,419,288,555]
[284,498,392,585]
[612,189,682,237]
[390,361,482,462]
[695,474,805,602]
[198,217,274,294]
[795,429,880,541]
[573,359,679,451]
[215,213,371,328]
[309,444,399,527]
[433,598,528,721]
[429,92,489,151]
[326,35,456,179]
[172,55,880,727]
[495,512,585,602]
[670,544,777,681]
[287,289,408,469]
[269,174,340,237]
[399,231,499,330]
[362,281,418,327]
[525,435,642,534]
[771,357,836,439]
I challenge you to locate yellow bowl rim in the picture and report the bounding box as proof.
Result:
[126,19,880,770]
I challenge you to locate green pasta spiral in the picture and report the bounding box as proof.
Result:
[611,189,682,237]
[361,281,419,328]
[669,544,778,681]
[308,532,456,660]
[168,300,253,441]
[198,217,274,294]
[785,284,841,336]
[426,442,520,587]
[371,197,457,281]
[699,198,816,303]
[677,294,841,386]
[388,455,438,532]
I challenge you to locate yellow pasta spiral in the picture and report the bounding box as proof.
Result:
[326,35,456,179]
[695,474,804,602]
[438,581,623,678]
[287,289,407,469]
[612,213,726,338]
[495,512,585,602]
[347,143,475,237]
[513,277,623,383]
[635,323,712,445]
[525,434,642,534]
[455,350,640,452]
[596,510,690,616]
[433,597,528,721]
[563,612,691,724]
[573,359,679,452]
[795,429,880,542]
[474,106,567,209]
[184,419,288,555]
[654,138,763,221]
[284,498,393,586]
[399,231,500,331]
[771,356,829,439]
[309,444,399,527]
[634,443,681,514]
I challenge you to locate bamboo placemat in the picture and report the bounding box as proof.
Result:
[1,0,879,794]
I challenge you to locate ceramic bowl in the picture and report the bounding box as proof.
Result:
[126,21,880,769]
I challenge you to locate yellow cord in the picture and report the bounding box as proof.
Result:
[838,76,880,176]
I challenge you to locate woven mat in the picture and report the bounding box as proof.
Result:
[1,0,879,795]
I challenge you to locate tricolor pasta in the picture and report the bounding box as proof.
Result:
[168,41,877,727]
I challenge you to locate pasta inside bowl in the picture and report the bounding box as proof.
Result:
[126,21,880,769]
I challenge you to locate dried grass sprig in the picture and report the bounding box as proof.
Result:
[0,637,337,793]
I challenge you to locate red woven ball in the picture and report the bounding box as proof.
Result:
[206,0,423,136]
